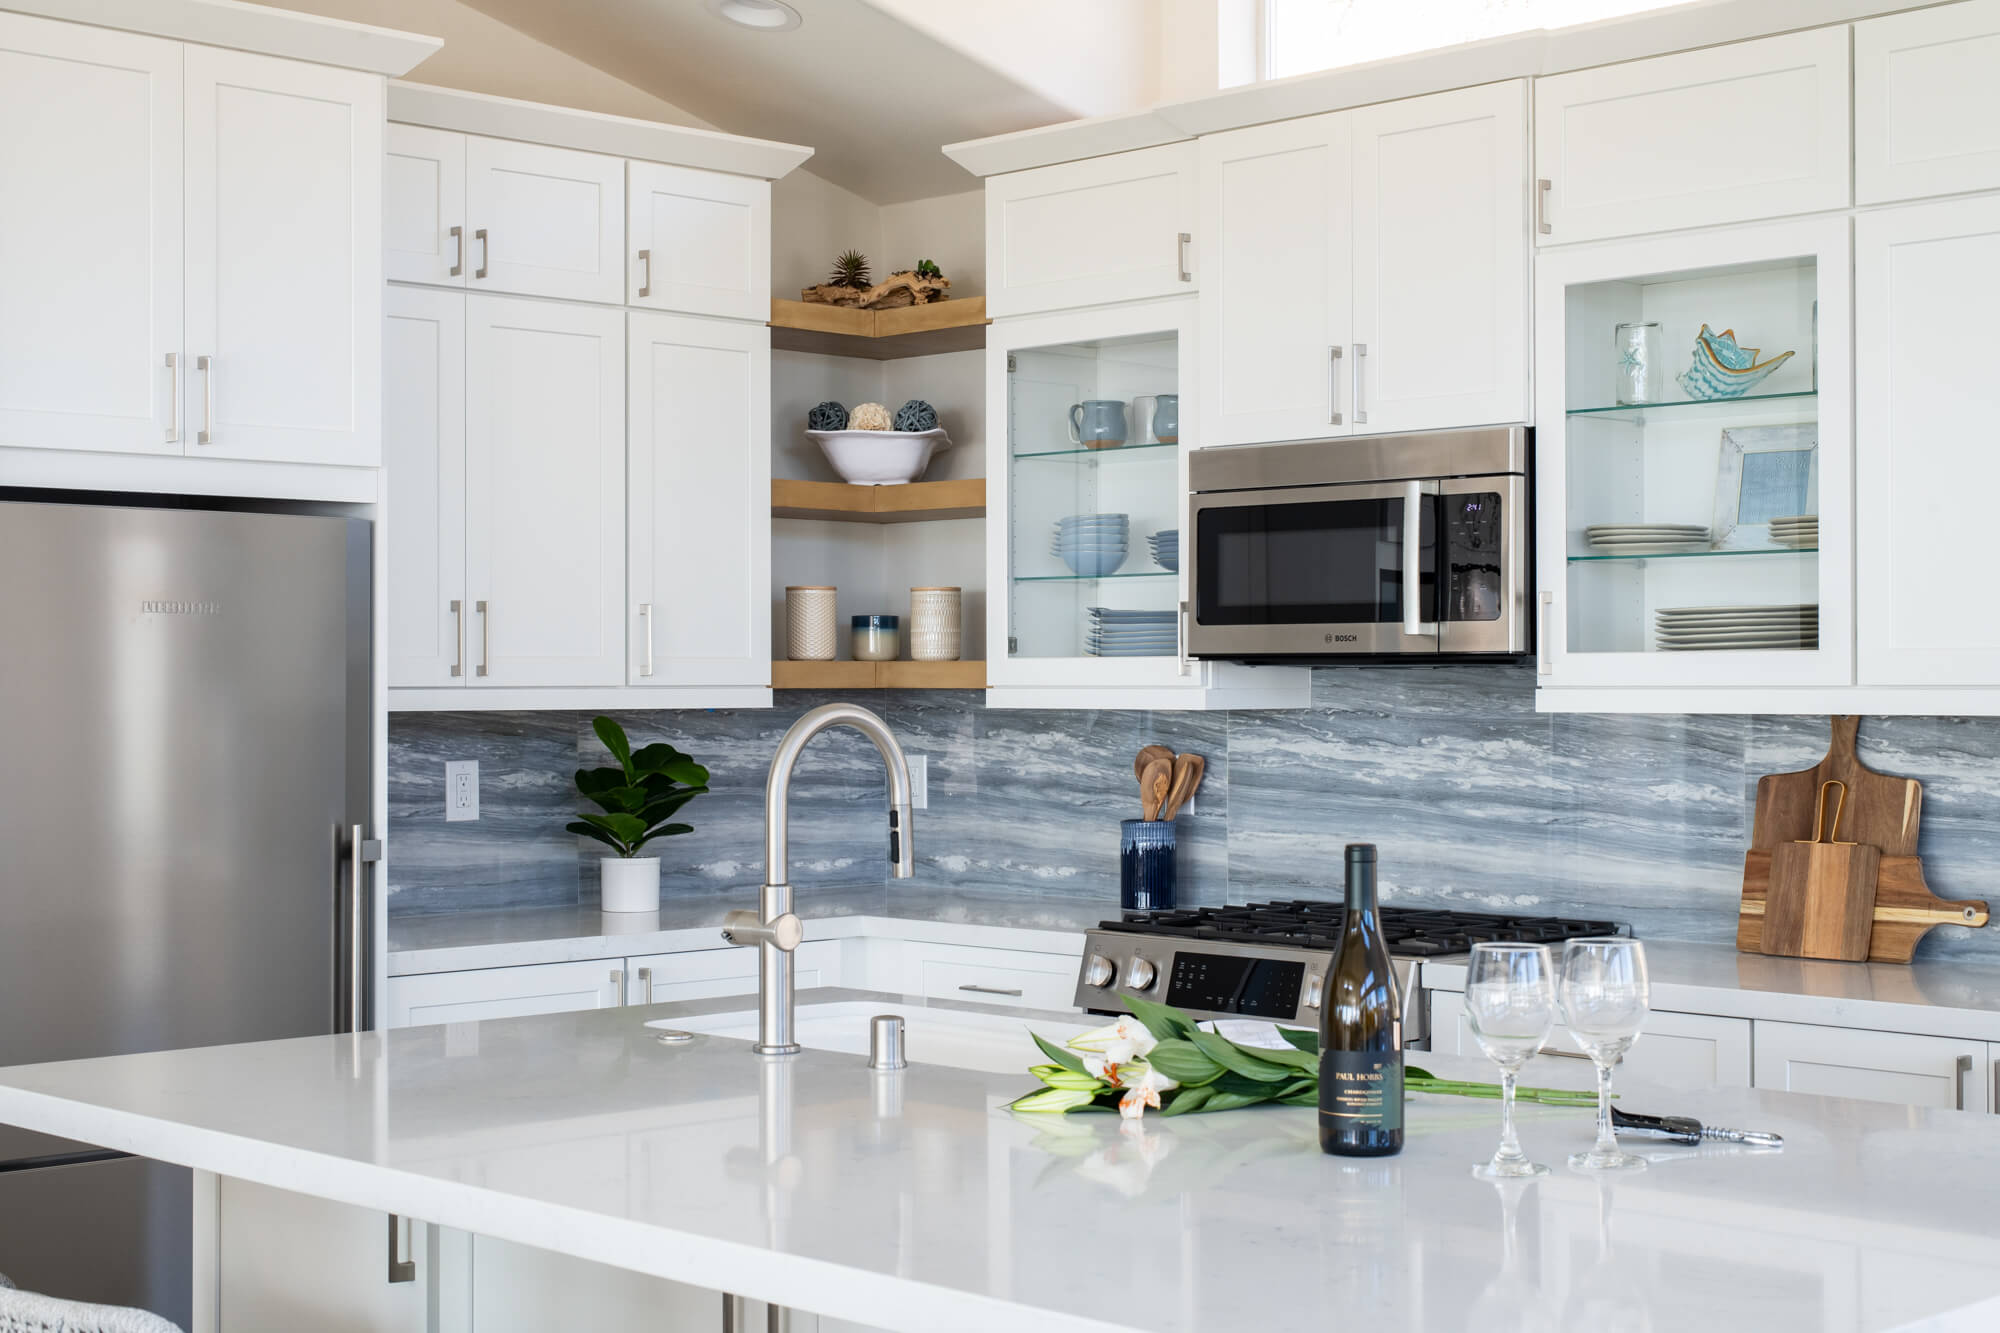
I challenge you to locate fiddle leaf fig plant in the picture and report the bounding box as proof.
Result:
[568,716,710,859]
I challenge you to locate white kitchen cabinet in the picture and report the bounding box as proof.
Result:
[627,312,770,689]
[0,13,182,457]
[627,162,768,321]
[465,136,624,305]
[1197,112,1351,447]
[1427,992,1751,1089]
[385,286,466,688]
[384,122,467,286]
[183,45,381,467]
[217,1179,426,1333]
[624,941,841,1004]
[1855,196,2000,688]
[1753,1020,1991,1111]
[1533,28,1850,246]
[985,143,1198,318]
[463,295,625,688]
[384,959,627,1028]
[1349,81,1528,434]
[1856,0,2000,204]
[909,943,1081,1011]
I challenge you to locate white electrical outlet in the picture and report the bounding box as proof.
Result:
[908,754,928,809]
[445,760,479,822]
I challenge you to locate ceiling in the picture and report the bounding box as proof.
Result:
[453,0,1082,202]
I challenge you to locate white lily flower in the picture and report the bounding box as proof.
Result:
[1114,1064,1180,1117]
[1068,1015,1158,1062]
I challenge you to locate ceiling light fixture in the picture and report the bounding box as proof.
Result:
[709,0,802,31]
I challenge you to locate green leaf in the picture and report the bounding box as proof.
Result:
[1009,1087,1098,1114]
[1277,1087,1319,1106]
[1160,1085,1214,1116]
[1190,1029,1290,1082]
[1233,1040,1317,1074]
[1277,1026,1318,1054]
[637,787,703,825]
[1275,1077,1315,1100]
[586,784,651,816]
[577,812,648,846]
[636,822,693,847]
[1406,1065,1434,1081]
[1145,1037,1225,1086]
[575,768,626,796]
[1031,1031,1089,1076]
[592,716,634,778]
[1122,994,1198,1043]
[566,820,630,856]
[628,741,686,774]
[1199,1089,1277,1113]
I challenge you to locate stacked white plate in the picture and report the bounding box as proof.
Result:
[1768,514,1818,548]
[1655,604,1819,651]
[1585,523,1712,553]
[1085,606,1176,657]
[1148,528,1179,573]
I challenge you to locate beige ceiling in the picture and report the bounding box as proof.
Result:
[451,0,1079,202]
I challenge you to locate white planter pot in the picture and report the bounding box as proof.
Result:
[600,857,661,913]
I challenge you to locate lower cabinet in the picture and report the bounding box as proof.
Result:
[1751,1020,1992,1112]
[906,942,1083,1011]
[210,1177,427,1333]
[1427,992,1753,1088]
[623,941,840,1004]
[383,959,626,1028]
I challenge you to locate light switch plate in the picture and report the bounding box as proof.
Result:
[908,754,928,809]
[445,760,479,822]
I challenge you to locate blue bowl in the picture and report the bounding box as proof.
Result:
[1060,548,1128,577]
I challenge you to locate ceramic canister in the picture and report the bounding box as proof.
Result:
[785,586,837,661]
[909,586,962,661]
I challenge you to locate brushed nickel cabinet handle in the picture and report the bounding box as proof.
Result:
[637,248,652,298]
[1537,591,1554,677]
[1353,343,1369,425]
[1537,179,1552,236]
[387,1214,415,1283]
[449,599,463,678]
[165,352,180,443]
[637,967,654,1004]
[959,984,1023,997]
[196,355,214,445]
[1537,1043,1590,1061]
[639,602,654,677]
[609,969,624,1004]
[1176,232,1191,283]
[448,225,463,277]
[1328,345,1343,426]
[474,228,489,279]
[1178,599,1193,678]
[475,600,489,677]
[1956,1053,1974,1111]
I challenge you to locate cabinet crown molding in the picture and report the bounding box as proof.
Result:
[0,0,439,74]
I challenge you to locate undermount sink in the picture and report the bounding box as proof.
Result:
[649,1000,1068,1075]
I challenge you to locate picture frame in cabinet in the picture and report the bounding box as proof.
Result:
[1713,424,1817,549]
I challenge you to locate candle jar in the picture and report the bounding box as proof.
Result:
[785,586,837,661]
[1614,322,1663,404]
[851,615,900,661]
[908,587,962,662]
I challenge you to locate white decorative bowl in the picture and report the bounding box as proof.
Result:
[809,428,952,485]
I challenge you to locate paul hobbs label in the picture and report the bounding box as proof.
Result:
[1318,1050,1403,1132]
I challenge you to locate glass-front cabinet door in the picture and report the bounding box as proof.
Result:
[1535,217,1852,695]
[984,298,1308,709]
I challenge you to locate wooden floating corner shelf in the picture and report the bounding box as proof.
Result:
[769,296,988,360]
[771,477,984,523]
[772,659,985,690]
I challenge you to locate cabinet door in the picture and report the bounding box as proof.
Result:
[1753,1020,1990,1111]
[1429,992,1751,1088]
[627,162,769,320]
[384,122,466,286]
[1857,0,2000,204]
[464,295,625,687]
[1197,112,1350,447]
[0,14,181,456]
[385,287,467,688]
[628,312,769,688]
[1351,81,1529,434]
[1534,28,1850,246]
[383,960,626,1028]
[1856,196,2000,686]
[986,143,1198,318]
[183,46,382,466]
[465,135,624,305]
[912,944,1083,1011]
[219,1179,426,1332]
[624,942,840,1004]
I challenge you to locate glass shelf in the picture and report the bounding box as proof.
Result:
[1013,442,1179,462]
[1568,546,1818,563]
[1566,389,1816,423]
[1014,570,1178,583]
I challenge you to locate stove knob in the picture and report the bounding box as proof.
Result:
[1084,954,1115,988]
[1124,957,1157,991]
[1305,973,1324,1009]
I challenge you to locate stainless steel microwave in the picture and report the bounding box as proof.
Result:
[1186,426,1530,661]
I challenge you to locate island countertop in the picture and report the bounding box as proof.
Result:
[1,992,1997,1332]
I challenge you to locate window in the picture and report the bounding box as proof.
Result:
[1261,0,1695,81]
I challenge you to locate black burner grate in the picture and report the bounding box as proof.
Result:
[1101,899,1627,957]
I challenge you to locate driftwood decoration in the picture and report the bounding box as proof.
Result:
[800,270,952,309]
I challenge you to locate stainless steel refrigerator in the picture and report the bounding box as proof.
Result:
[0,496,373,1326]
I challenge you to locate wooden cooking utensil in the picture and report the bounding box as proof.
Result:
[1139,757,1172,822]
[1134,744,1173,786]
[1760,781,1881,962]
[1159,753,1205,822]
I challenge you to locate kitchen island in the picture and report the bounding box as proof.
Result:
[0,989,1997,1332]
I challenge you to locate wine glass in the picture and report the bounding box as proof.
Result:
[1559,938,1651,1172]
[1464,942,1559,1179]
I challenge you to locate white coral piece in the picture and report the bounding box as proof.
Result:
[849,402,892,431]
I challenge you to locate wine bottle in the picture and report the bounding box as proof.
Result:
[1319,843,1404,1156]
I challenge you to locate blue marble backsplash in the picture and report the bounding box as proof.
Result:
[387,665,2000,960]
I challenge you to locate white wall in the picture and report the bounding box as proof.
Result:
[862,0,1163,115]
[880,192,985,298]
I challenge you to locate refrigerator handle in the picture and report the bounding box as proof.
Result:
[336,825,384,1035]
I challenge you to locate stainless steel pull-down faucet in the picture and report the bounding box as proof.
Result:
[723,703,915,1054]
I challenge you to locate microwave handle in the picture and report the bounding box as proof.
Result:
[1403,480,1438,639]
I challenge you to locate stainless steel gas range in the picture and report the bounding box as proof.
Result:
[1073,901,1629,1047]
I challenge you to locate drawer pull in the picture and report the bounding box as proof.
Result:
[1537,1044,1590,1061]
[959,984,1023,997]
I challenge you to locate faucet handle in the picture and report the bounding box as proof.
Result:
[722,907,804,953]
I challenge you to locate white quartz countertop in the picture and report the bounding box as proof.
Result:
[1425,939,2000,1041]
[3,992,1999,1332]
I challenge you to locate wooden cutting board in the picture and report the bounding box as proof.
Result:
[1739,851,1986,962]
[1750,716,1921,855]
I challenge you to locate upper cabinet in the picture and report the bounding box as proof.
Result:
[384,124,466,287]
[1198,81,1528,448]
[985,143,1198,318]
[0,12,381,469]
[1534,29,1850,246]
[627,162,769,322]
[464,137,624,304]
[1856,0,2000,204]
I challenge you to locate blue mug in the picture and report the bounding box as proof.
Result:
[1151,394,1179,445]
[1067,400,1127,450]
